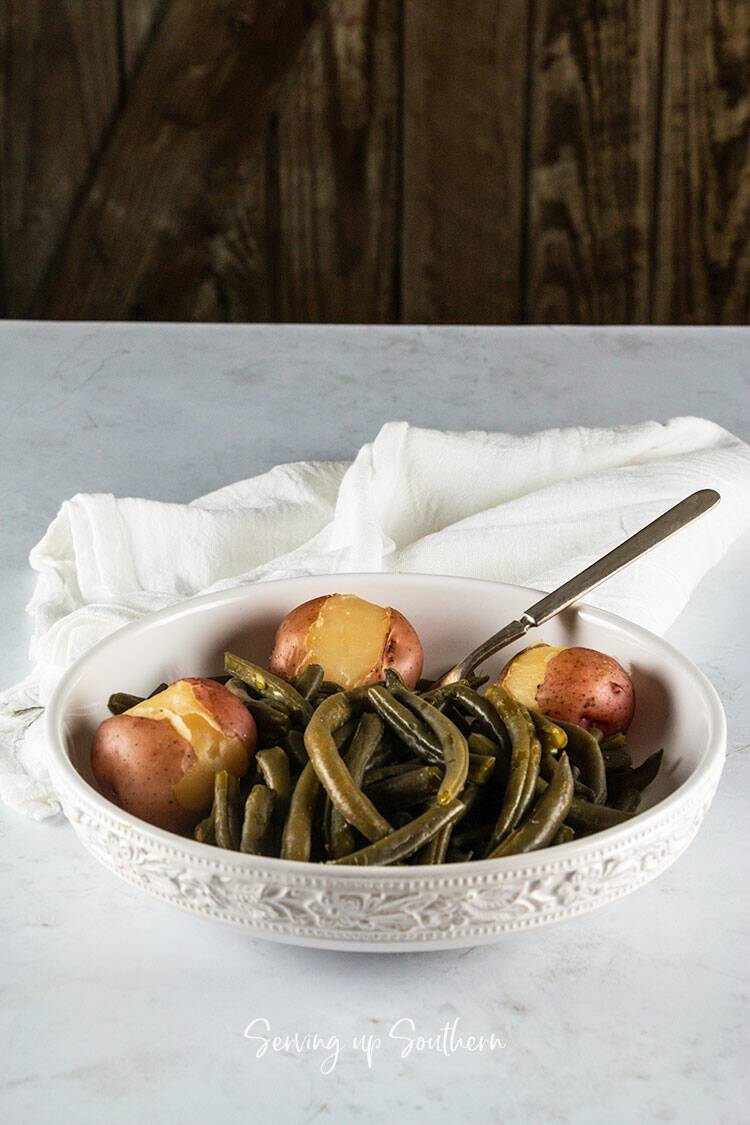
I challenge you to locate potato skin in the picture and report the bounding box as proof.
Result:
[90,679,257,833]
[91,714,199,834]
[381,608,423,689]
[268,596,329,680]
[268,595,424,688]
[535,646,635,736]
[181,677,256,744]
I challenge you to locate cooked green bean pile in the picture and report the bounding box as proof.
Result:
[108,658,663,866]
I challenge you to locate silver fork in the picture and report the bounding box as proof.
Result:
[434,489,721,687]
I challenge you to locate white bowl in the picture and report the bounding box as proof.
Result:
[46,574,726,952]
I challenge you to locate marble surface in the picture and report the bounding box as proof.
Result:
[1,322,748,1124]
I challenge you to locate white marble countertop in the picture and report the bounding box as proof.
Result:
[1,322,747,1124]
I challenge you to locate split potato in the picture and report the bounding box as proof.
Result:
[499,643,635,736]
[91,677,256,833]
[269,592,424,690]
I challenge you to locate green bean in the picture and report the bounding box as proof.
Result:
[540,746,558,781]
[375,734,482,866]
[107,692,144,715]
[467,753,496,785]
[240,785,276,855]
[333,717,357,750]
[365,766,442,810]
[112,649,661,865]
[612,787,640,813]
[411,776,483,864]
[534,776,635,831]
[419,673,485,695]
[467,731,506,760]
[194,811,215,845]
[255,747,291,814]
[281,761,322,861]
[460,779,482,815]
[321,794,335,857]
[367,686,442,763]
[367,739,398,772]
[548,746,597,803]
[574,780,598,803]
[330,799,464,867]
[484,684,532,851]
[293,664,325,701]
[321,680,344,693]
[366,751,491,795]
[451,821,495,851]
[488,754,574,858]
[441,683,511,753]
[565,798,633,832]
[554,719,607,804]
[285,729,308,769]
[213,770,241,850]
[388,679,470,805]
[600,733,628,752]
[421,682,511,753]
[552,823,575,846]
[602,746,632,771]
[224,653,313,724]
[443,703,474,737]
[367,753,483,865]
[364,760,423,784]
[243,697,292,738]
[515,727,542,825]
[328,713,384,859]
[419,680,470,707]
[608,749,664,796]
[224,677,253,702]
[413,822,453,865]
[529,709,568,752]
[314,680,344,704]
[304,692,392,842]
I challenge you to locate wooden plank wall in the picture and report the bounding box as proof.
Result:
[1,0,749,323]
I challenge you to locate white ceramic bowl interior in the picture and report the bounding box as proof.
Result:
[47,574,726,951]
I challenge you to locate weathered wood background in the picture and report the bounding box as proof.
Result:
[2,0,749,323]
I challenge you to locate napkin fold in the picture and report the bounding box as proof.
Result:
[2,416,749,821]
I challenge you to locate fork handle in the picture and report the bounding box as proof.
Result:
[522,489,720,627]
[438,489,720,685]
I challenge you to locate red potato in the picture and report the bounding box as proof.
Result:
[181,677,255,742]
[91,714,199,835]
[269,592,424,690]
[91,678,256,833]
[270,595,329,680]
[499,643,635,736]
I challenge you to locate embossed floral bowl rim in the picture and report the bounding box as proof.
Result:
[46,573,726,952]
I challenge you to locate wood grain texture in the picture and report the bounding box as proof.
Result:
[401,0,529,324]
[38,0,321,320]
[271,0,400,321]
[4,0,749,324]
[121,0,164,75]
[525,0,662,323]
[0,0,120,316]
[655,0,750,323]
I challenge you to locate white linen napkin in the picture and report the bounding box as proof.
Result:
[2,416,749,820]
